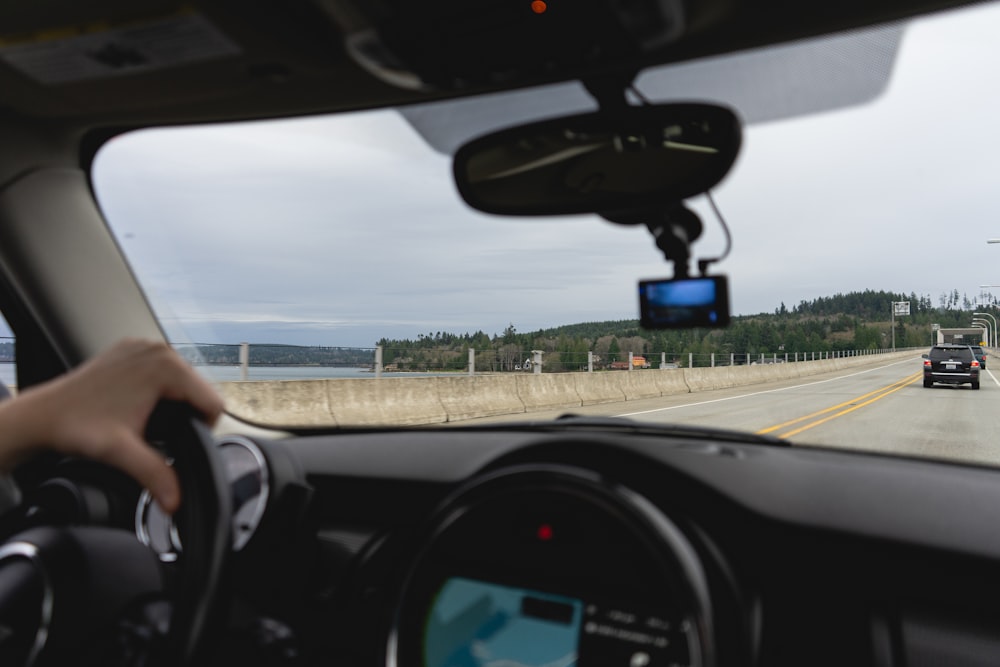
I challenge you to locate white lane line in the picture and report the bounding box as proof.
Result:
[617,356,921,417]
[987,367,1000,386]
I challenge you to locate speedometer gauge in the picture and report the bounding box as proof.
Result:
[390,466,712,667]
[135,435,270,558]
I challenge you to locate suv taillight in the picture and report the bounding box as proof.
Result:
[972,360,980,368]
[924,360,932,368]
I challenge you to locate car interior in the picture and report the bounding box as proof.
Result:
[2,1,1000,666]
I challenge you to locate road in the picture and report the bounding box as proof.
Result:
[464,355,1000,465]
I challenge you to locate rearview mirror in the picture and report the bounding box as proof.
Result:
[453,103,741,216]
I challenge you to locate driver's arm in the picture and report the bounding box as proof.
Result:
[0,338,224,513]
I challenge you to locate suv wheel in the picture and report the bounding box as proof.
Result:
[924,379,933,388]
[972,381,980,390]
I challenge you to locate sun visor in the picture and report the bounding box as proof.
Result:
[400,22,904,155]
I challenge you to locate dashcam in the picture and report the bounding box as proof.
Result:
[638,275,730,329]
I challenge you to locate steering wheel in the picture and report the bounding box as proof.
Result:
[0,401,232,666]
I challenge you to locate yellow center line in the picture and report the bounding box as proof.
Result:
[756,372,922,438]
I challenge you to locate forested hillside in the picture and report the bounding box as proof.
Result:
[375,289,996,371]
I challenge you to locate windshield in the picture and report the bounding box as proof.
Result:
[93,3,1000,464]
[929,347,973,361]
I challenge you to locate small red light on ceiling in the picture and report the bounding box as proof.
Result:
[537,523,554,541]
[531,1,548,14]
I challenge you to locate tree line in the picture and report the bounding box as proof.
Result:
[375,289,996,371]
[3,290,980,371]
[173,343,374,367]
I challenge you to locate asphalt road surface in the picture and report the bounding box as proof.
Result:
[464,355,1000,466]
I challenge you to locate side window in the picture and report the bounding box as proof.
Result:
[0,312,13,396]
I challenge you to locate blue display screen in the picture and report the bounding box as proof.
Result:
[422,577,691,667]
[644,279,716,307]
[424,578,583,667]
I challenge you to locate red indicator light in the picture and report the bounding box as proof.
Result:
[531,1,548,14]
[537,523,554,541]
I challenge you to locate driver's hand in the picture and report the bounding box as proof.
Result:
[0,338,224,513]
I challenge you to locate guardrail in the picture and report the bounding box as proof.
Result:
[175,342,922,379]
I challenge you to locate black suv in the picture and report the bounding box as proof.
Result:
[923,344,981,389]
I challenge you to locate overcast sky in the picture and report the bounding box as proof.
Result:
[87,2,1000,349]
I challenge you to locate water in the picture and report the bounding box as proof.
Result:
[0,362,455,388]
[196,365,458,382]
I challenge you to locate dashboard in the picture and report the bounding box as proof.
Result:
[15,422,1000,666]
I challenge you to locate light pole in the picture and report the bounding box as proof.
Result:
[972,319,990,347]
[974,312,997,347]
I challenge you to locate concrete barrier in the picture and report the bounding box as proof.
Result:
[653,368,690,396]
[620,371,664,400]
[685,366,729,392]
[436,375,524,421]
[218,380,336,426]
[329,376,448,426]
[515,373,582,412]
[738,363,770,384]
[574,372,627,405]
[219,350,920,426]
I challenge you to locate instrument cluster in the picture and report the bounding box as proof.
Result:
[390,465,714,667]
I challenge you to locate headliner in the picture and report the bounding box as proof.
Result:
[0,0,983,132]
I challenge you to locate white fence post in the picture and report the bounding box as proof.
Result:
[239,342,249,381]
[532,350,543,374]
